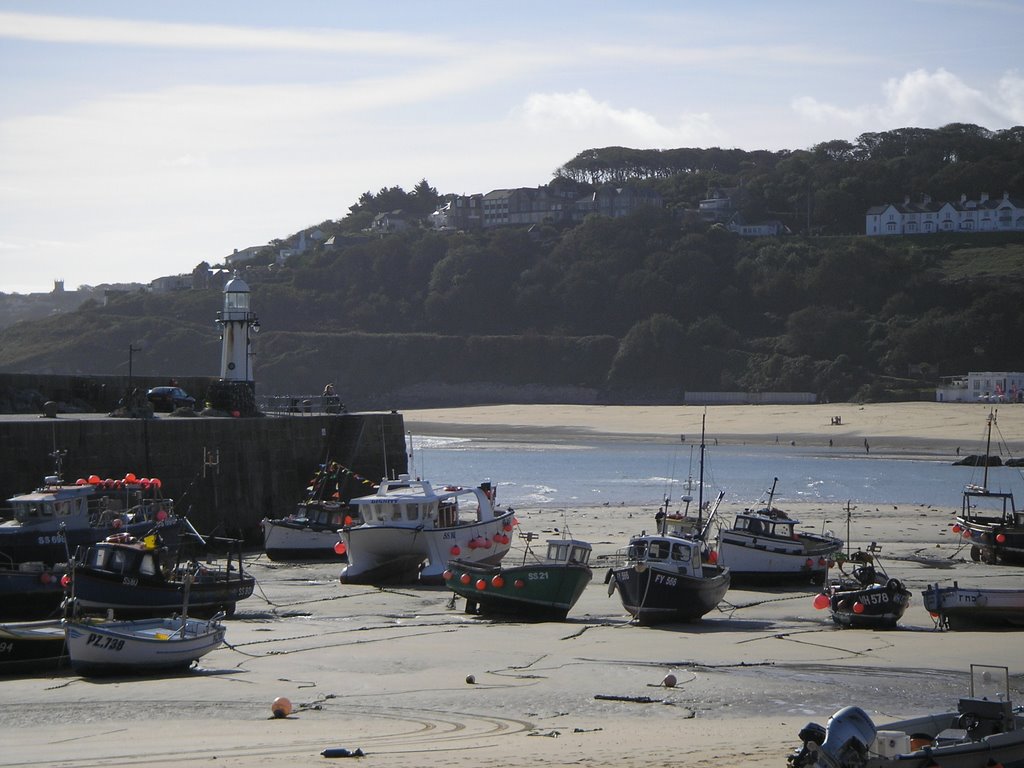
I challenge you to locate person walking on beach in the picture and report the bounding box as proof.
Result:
[864,438,870,454]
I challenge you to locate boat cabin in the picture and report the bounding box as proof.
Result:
[546,539,592,566]
[732,513,799,539]
[626,535,702,577]
[294,502,351,528]
[960,485,1021,525]
[7,484,93,527]
[349,476,498,529]
[84,539,161,578]
[7,481,172,530]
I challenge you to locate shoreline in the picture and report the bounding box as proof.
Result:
[404,402,1022,460]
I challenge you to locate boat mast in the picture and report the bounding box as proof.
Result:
[982,409,995,491]
[766,477,778,510]
[697,413,706,528]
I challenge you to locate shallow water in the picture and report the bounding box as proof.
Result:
[407,435,1023,510]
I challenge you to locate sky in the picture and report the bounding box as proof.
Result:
[1,1,1022,295]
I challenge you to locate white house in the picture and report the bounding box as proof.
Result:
[867,192,1024,236]
[935,371,1024,402]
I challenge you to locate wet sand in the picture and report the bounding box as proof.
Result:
[2,403,1022,767]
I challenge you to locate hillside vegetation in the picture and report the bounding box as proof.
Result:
[1,125,1023,407]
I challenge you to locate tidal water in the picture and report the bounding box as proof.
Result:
[406,434,1023,511]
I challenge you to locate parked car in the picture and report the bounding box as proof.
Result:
[147,386,196,412]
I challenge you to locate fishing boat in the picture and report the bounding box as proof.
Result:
[339,475,515,585]
[716,477,843,585]
[0,619,68,675]
[922,581,1024,630]
[262,502,354,561]
[787,664,1024,767]
[0,450,180,566]
[64,613,225,676]
[814,549,911,629]
[444,536,593,620]
[67,531,255,618]
[952,410,1024,565]
[606,417,730,625]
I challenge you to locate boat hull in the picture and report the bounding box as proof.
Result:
[65,616,225,676]
[958,521,1024,565]
[0,619,68,675]
[70,569,255,619]
[339,510,515,585]
[262,519,345,562]
[717,533,839,585]
[827,579,911,629]
[0,564,67,620]
[609,564,730,625]
[445,560,593,620]
[922,583,1024,630]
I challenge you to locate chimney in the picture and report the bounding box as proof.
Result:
[960,194,967,204]
[980,192,989,203]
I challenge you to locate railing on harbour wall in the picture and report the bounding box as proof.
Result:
[258,394,346,415]
[683,391,817,405]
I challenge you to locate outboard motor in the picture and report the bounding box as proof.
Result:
[789,706,876,767]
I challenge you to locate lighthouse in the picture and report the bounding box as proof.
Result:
[218,275,259,381]
[209,274,260,415]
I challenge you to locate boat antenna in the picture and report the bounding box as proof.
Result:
[48,448,67,482]
[766,477,778,510]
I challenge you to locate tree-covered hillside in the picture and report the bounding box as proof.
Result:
[1,125,1023,407]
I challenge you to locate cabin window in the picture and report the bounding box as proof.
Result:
[671,543,692,562]
[569,546,590,565]
[89,548,110,569]
[139,554,157,576]
[647,541,670,560]
[107,549,129,573]
[547,542,568,561]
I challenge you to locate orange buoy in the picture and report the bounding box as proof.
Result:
[996,533,1007,543]
[491,575,505,588]
[475,579,487,590]
[271,696,292,718]
[460,573,471,585]
[514,579,525,588]
[450,545,461,556]
[853,602,865,614]
[813,593,830,610]
[442,570,453,581]
[334,541,347,556]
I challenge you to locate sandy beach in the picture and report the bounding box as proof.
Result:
[2,403,1022,768]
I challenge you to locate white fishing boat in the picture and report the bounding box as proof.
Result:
[716,478,843,585]
[64,613,225,676]
[339,475,515,585]
[922,581,1024,630]
[788,664,1024,768]
[262,502,353,561]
